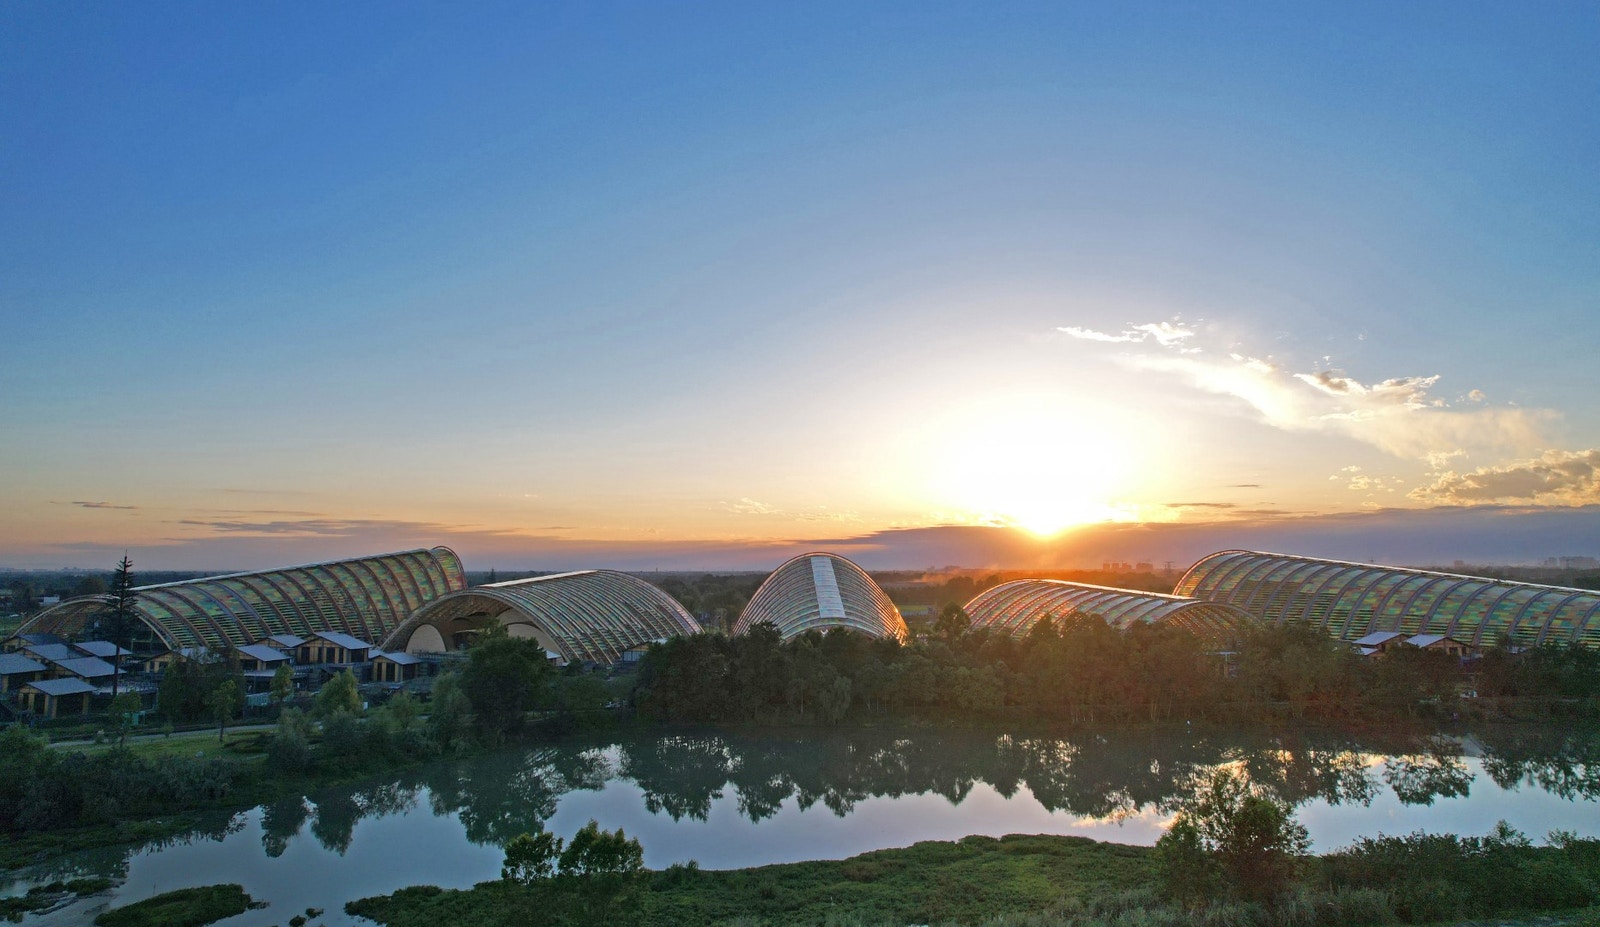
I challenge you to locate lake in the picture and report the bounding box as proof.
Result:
[5,723,1598,926]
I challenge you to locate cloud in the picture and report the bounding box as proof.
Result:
[1410,449,1600,505]
[1058,321,1196,348]
[724,499,859,522]
[1064,318,1550,460]
[726,498,778,515]
[63,501,138,510]
[171,516,536,540]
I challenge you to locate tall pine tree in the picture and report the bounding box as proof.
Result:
[106,554,138,699]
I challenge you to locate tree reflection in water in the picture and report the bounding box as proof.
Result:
[19,723,1596,884]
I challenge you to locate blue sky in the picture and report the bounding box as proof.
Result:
[3,2,1598,570]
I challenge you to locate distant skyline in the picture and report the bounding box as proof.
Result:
[4,3,1598,571]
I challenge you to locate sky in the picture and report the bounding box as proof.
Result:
[3,2,1598,572]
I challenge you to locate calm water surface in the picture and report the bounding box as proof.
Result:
[5,724,1598,926]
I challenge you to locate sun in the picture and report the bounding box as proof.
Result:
[921,394,1147,537]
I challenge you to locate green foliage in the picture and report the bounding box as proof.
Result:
[266,707,314,773]
[460,630,554,741]
[427,671,474,752]
[204,678,242,742]
[502,830,563,883]
[1323,822,1600,920]
[318,710,365,768]
[1157,769,1309,906]
[315,668,362,717]
[557,819,644,878]
[348,833,1156,927]
[1152,816,1220,909]
[93,883,257,927]
[157,650,244,723]
[269,662,295,707]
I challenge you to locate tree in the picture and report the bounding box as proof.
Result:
[269,663,295,710]
[502,830,563,883]
[315,668,362,717]
[934,603,970,642]
[267,706,315,773]
[427,672,474,752]
[107,692,142,748]
[1156,768,1310,905]
[105,554,138,700]
[558,819,645,878]
[460,629,554,741]
[206,678,242,743]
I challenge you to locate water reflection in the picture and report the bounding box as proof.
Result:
[5,723,1598,919]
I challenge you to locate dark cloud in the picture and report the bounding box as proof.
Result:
[1165,502,1239,509]
[13,506,1600,574]
[67,501,138,510]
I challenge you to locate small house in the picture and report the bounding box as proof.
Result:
[234,644,291,674]
[22,642,78,663]
[49,655,117,684]
[72,640,134,660]
[370,650,422,683]
[296,631,372,665]
[1352,631,1408,656]
[256,633,306,652]
[145,646,216,674]
[1406,633,1475,658]
[0,653,47,694]
[3,632,66,653]
[19,678,96,718]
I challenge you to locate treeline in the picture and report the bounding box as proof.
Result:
[0,633,617,845]
[649,574,766,634]
[636,619,1600,725]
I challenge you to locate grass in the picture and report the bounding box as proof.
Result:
[346,834,1155,927]
[59,729,270,761]
[345,832,1600,927]
[93,884,260,927]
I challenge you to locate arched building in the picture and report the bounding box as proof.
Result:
[1175,550,1600,648]
[733,552,907,641]
[382,570,701,665]
[964,580,1255,644]
[14,548,466,652]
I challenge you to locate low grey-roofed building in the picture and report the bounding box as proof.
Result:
[236,644,291,672]
[4,632,67,652]
[23,643,78,663]
[298,631,373,664]
[370,650,422,683]
[19,677,97,717]
[72,640,133,659]
[0,653,48,693]
[50,655,117,681]
[257,633,306,651]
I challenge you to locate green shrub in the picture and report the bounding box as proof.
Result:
[93,884,258,927]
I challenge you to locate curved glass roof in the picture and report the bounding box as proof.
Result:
[16,548,466,652]
[1175,550,1600,648]
[733,552,907,642]
[964,580,1255,643]
[383,570,702,665]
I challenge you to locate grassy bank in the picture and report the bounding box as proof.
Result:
[345,831,1600,927]
[347,834,1153,927]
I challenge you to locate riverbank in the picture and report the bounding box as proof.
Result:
[344,832,1600,927]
